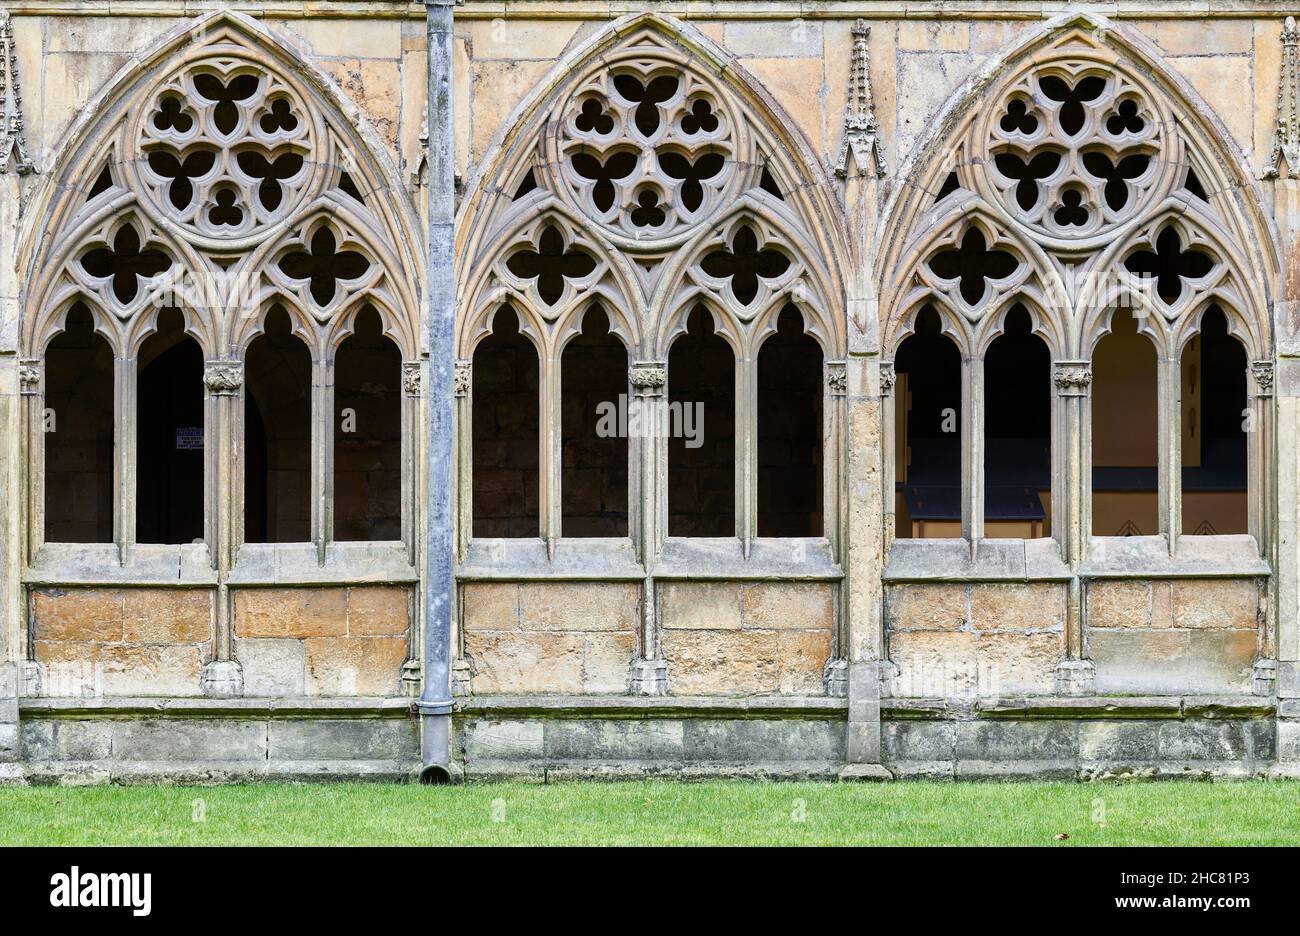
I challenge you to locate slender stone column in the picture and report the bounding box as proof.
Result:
[417,0,458,781]
[628,361,667,695]
[1052,361,1094,695]
[202,361,243,697]
[400,361,424,697]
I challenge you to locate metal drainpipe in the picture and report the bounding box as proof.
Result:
[418,0,457,784]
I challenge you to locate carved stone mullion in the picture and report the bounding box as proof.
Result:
[1052,362,1092,397]
[1252,361,1275,397]
[402,361,422,397]
[203,360,243,396]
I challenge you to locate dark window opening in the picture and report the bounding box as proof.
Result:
[334,306,402,541]
[935,171,961,202]
[44,304,114,543]
[983,305,1051,538]
[137,308,204,544]
[668,305,735,536]
[472,306,540,537]
[757,305,823,537]
[1182,306,1247,535]
[894,306,962,539]
[561,306,629,537]
[244,305,312,543]
[1092,308,1158,536]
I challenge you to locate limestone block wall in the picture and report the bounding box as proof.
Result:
[461,582,639,693]
[233,587,410,697]
[885,584,1065,698]
[658,582,834,695]
[1085,579,1262,695]
[31,589,214,697]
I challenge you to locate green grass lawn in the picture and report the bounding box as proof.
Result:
[2,780,1300,845]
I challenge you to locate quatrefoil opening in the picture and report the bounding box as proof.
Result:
[927,228,1019,306]
[80,224,174,305]
[1123,227,1215,305]
[278,228,372,307]
[701,225,792,306]
[505,225,597,306]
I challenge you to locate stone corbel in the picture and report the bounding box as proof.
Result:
[18,359,40,396]
[825,361,847,397]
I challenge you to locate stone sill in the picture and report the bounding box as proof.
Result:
[20,697,415,718]
[456,694,848,719]
[890,695,1275,720]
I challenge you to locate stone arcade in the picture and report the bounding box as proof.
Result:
[0,1,1296,782]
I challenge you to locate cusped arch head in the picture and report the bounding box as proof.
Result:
[18,10,422,360]
[876,13,1278,360]
[456,11,849,353]
[458,199,641,357]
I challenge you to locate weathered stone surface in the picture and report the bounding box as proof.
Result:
[268,718,416,760]
[466,631,584,694]
[462,583,519,630]
[123,589,213,644]
[741,582,833,630]
[1089,628,1255,695]
[347,587,410,637]
[303,636,407,696]
[32,589,123,642]
[1087,580,1150,628]
[660,581,741,630]
[682,718,842,762]
[517,582,638,632]
[237,637,306,697]
[777,628,833,694]
[1172,579,1259,630]
[21,720,114,762]
[235,589,348,639]
[970,583,1064,632]
[99,646,204,697]
[889,631,978,698]
[111,720,268,762]
[661,629,780,695]
[885,584,967,632]
[544,719,684,761]
[977,632,1060,696]
[461,718,545,761]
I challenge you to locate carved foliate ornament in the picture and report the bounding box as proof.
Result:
[1252,361,1275,396]
[834,20,887,179]
[629,362,667,389]
[453,360,472,397]
[0,9,36,175]
[1264,17,1300,180]
[825,361,847,396]
[1052,362,1092,395]
[402,361,422,396]
[203,360,242,395]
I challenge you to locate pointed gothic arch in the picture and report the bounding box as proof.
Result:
[18,10,424,566]
[876,12,1277,555]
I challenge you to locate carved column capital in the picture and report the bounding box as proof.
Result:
[826,361,847,396]
[1052,362,1092,396]
[453,359,471,397]
[203,360,242,395]
[402,361,422,396]
[18,359,40,396]
[1252,361,1275,396]
[629,362,667,393]
[879,361,896,396]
